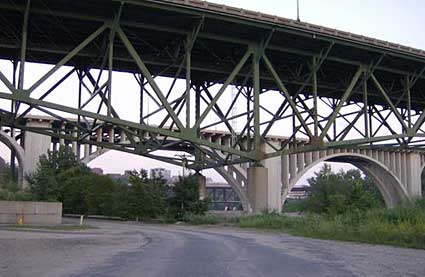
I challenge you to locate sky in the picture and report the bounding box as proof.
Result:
[1,0,424,185]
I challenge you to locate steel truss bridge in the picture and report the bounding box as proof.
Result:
[1,0,425,211]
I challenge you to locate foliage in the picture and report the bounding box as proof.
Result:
[0,164,34,201]
[282,199,307,213]
[181,213,220,225]
[27,148,207,221]
[27,146,120,215]
[168,175,209,220]
[0,187,34,201]
[235,198,425,249]
[121,170,168,220]
[304,164,384,215]
[28,146,83,202]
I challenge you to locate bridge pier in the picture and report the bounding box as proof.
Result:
[196,173,207,200]
[406,153,422,197]
[247,163,282,213]
[23,120,52,188]
[247,165,268,213]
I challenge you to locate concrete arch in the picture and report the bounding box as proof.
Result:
[82,148,251,211]
[213,166,250,211]
[287,152,409,208]
[0,130,25,186]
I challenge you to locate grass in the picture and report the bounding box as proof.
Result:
[181,198,425,250]
[7,224,94,231]
[181,213,222,225]
[282,199,306,213]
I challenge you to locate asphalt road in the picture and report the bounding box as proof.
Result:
[1,219,425,277]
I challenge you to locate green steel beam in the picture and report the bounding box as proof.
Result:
[0,91,257,160]
[116,25,185,130]
[263,54,314,138]
[28,23,109,94]
[319,66,363,140]
[194,48,252,129]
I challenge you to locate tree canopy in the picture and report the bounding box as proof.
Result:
[304,164,384,215]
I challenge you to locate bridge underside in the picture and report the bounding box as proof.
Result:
[0,0,425,211]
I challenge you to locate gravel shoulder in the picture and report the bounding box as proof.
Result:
[1,219,424,277]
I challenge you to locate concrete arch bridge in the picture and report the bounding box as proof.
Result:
[2,117,423,212]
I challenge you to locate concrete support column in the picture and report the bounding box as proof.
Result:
[289,153,296,182]
[281,153,290,197]
[390,152,396,171]
[396,152,402,180]
[96,128,103,142]
[59,123,65,146]
[84,144,90,160]
[312,151,319,161]
[108,127,115,143]
[406,153,422,197]
[296,151,304,174]
[401,152,407,187]
[23,120,52,187]
[305,151,312,166]
[72,127,78,157]
[120,130,127,142]
[263,155,282,213]
[196,173,207,200]
[247,165,269,213]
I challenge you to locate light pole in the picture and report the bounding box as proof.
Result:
[175,154,190,177]
[297,0,300,22]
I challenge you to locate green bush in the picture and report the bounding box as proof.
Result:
[121,170,168,220]
[304,164,384,215]
[282,199,307,213]
[0,167,34,201]
[26,146,211,221]
[168,175,209,220]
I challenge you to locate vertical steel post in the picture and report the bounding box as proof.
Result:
[107,25,114,118]
[139,74,145,124]
[18,0,30,91]
[194,83,201,165]
[363,73,369,137]
[247,87,252,151]
[406,76,411,129]
[332,99,337,140]
[253,48,261,154]
[186,36,192,128]
[10,60,19,179]
[312,56,318,137]
[77,70,82,158]
[195,84,201,124]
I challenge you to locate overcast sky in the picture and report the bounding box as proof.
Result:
[1,0,424,184]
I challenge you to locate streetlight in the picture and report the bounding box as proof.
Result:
[175,153,191,177]
[296,0,300,22]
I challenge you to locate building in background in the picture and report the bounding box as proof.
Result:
[206,182,242,211]
[150,168,172,182]
[287,186,310,200]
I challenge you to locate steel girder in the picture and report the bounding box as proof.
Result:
[0,0,425,171]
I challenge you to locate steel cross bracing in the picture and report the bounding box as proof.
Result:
[1,0,425,170]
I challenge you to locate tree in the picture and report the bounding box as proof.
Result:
[28,145,85,202]
[168,174,209,219]
[304,164,384,215]
[123,169,168,219]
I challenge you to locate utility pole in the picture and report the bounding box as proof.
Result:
[296,0,300,22]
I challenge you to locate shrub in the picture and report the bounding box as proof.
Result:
[304,164,383,215]
[168,175,209,220]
